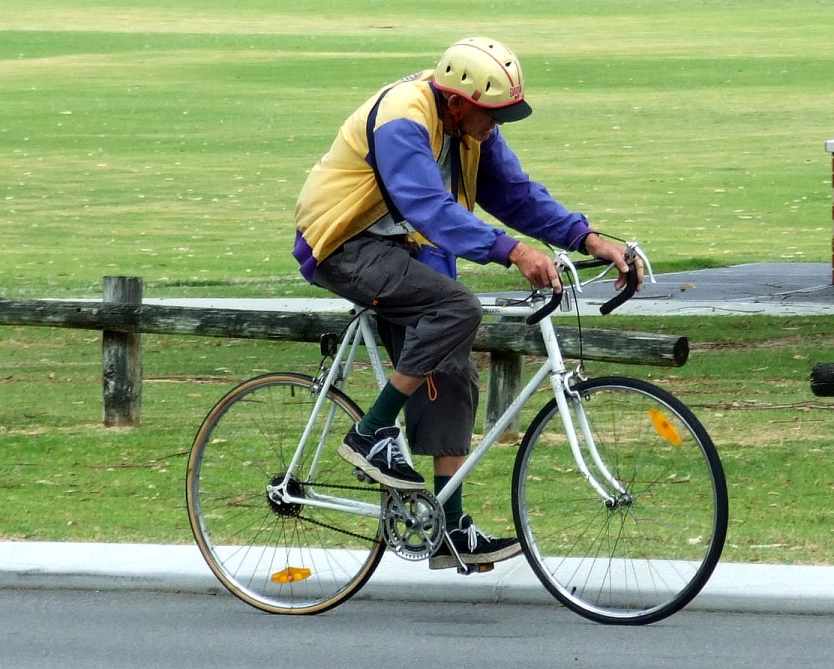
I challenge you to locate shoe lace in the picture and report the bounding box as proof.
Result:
[464,521,494,552]
[367,436,409,469]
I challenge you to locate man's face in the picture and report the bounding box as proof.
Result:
[458,102,497,142]
[446,95,498,142]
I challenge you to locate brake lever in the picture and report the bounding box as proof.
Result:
[555,251,583,294]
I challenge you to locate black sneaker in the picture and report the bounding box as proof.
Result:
[429,514,522,570]
[338,424,425,489]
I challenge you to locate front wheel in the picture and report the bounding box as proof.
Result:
[512,376,727,625]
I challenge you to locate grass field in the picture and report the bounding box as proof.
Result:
[1,1,834,565]
[2,316,832,565]
[2,1,833,298]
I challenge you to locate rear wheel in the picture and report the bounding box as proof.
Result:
[512,376,727,624]
[186,372,384,614]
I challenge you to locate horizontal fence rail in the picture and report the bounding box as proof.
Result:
[0,299,689,366]
[0,277,689,430]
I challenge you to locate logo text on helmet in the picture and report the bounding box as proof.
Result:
[509,84,522,99]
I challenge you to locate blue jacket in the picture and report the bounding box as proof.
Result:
[294,73,591,281]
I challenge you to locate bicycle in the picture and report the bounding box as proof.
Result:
[185,243,728,625]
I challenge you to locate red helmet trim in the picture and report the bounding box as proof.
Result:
[432,81,525,110]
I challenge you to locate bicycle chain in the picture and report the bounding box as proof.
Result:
[293,479,384,545]
[295,513,382,545]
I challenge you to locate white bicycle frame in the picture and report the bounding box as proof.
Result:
[273,245,656,518]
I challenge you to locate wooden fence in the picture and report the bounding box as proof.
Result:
[0,277,689,431]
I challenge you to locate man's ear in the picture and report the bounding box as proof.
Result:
[446,94,466,120]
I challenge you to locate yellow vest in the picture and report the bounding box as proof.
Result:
[294,70,482,264]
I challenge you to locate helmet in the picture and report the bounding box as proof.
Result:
[433,37,532,123]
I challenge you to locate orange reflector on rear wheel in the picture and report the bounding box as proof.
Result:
[271,567,312,584]
[648,408,683,447]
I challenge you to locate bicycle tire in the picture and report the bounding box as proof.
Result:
[512,376,727,625]
[186,372,385,615]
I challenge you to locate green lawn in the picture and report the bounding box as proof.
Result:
[2,0,833,298]
[1,316,832,564]
[1,1,834,565]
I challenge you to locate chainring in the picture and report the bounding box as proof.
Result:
[381,489,445,561]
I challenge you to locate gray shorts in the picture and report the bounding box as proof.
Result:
[313,233,481,456]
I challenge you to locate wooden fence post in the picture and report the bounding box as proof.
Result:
[485,351,522,438]
[485,311,524,438]
[827,140,834,284]
[102,276,143,427]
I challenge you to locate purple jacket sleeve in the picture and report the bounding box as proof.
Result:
[373,119,517,265]
[477,129,592,252]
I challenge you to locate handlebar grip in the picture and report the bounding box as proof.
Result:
[525,290,563,325]
[599,265,639,315]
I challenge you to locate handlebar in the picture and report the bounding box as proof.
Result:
[525,289,563,326]
[598,265,640,315]
[524,242,655,325]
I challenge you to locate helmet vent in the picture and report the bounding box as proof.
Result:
[446,65,452,73]
[485,81,491,91]
[461,72,467,81]
[505,61,512,67]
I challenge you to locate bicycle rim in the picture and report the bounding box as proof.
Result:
[512,376,727,624]
[186,373,385,614]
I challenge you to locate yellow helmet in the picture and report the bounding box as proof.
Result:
[433,36,532,123]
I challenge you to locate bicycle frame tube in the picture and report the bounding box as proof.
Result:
[358,310,415,468]
[436,306,615,506]
[435,360,552,505]
[271,485,380,518]
[304,321,366,483]
[281,317,362,488]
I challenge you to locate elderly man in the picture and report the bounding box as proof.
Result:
[293,37,632,569]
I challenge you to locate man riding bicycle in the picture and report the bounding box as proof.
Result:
[293,37,637,570]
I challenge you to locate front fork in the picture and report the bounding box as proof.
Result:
[555,370,631,509]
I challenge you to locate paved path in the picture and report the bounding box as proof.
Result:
[144,262,834,316]
[3,590,832,669]
[494,261,834,316]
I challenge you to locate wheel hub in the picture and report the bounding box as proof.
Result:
[605,492,634,510]
[266,474,304,517]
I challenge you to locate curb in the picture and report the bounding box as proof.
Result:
[2,542,833,615]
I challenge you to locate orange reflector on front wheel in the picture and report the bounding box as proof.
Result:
[271,567,312,584]
[648,408,683,447]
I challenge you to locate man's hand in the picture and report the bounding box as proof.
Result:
[509,242,562,291]
[583,233,644,291]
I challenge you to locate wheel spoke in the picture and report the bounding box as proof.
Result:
[186,374,384,614]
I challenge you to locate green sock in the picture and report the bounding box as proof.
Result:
[358,381,409,434]
[434,475,463,528]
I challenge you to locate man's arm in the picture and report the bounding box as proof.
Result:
[373,119,517,266]
[478,130,640,289]
[476,129,593,252]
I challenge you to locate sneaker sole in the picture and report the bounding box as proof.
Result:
[428,543,523,570]
[337,443,425,490]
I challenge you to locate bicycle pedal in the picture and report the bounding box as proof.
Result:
[456,562,495,575]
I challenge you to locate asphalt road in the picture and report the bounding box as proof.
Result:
[1,589,832,669]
